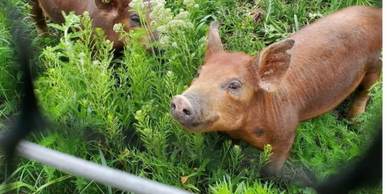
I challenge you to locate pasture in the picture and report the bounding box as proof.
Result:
[0,0,382,193]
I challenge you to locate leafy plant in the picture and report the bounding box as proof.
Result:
[0,0,382,193]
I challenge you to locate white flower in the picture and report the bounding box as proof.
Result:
[167,19,194,34]
[175,9,190,20]
[129,0,146,10]
[82,11,90,18]
[194,4,199,8]
[156,25,167,33]
[183,0,195,7]
[113,23,123,33]
[150,4,173,25]
[159,36,170,48]
[150,0,166,6]
[148,0,194,49]
[142,1,150,7]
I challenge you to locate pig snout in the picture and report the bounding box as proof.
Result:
[170,95,197,126]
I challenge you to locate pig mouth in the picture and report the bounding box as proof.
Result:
[180,114,220,132]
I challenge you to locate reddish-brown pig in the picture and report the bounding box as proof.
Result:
[29,0,157,50]
[170,6,382,174]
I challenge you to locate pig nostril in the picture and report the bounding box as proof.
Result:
[183,109,191,116]
[171,102,176,110]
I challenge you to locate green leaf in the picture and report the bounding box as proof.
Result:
[0,181,36,193]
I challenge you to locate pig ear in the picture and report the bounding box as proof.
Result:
[95,0,119,11]
[253,39,295,92]
[205,21,223,60]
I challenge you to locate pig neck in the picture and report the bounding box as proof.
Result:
[252,88,297,130]
[226,88,298,143]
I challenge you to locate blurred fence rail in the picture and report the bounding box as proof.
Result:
[1,136,191,194]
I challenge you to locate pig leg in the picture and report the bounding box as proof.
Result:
[29,0,49,36]
[265,132,296,175]
[346,59,381,121]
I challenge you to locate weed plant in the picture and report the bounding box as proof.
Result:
[0,0,382,193]
[0,2,19,121]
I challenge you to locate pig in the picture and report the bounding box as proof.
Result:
[170,5,382,174]
[29,0,157,50]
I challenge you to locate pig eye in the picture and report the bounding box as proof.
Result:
[228,81,242,90]
[130,14,141,26]
[222,79,243,97]
[224,79,243,97]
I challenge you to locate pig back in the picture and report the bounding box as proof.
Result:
[37,0,92,24]
[282,6,382,121]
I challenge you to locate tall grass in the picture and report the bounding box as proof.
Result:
[0,0,382,193]
[0,4,18,120]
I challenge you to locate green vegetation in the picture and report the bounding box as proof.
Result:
[0,0,382,193]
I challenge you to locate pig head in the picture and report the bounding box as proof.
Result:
[30,0,157,50]
[171,5,382,174]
